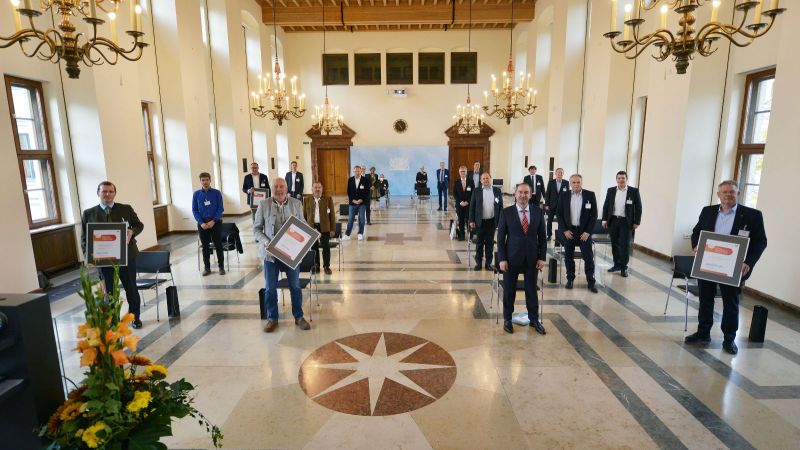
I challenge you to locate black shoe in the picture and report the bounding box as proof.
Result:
[202,268,211,276]
[437,207,443,211]
[608,266,621,273]
[503,321,513,334]
[565,280,574,289]
[474,264,482,271]
[723,340,738,355]
[684,332,711,345]
[530,321,546,335]
[588,284,599,293]
[485,265,492,271]
[621,269,629,277]
[132,320,143,330]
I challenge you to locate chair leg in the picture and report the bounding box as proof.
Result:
[683,279,690,332]
[155,283,160,322]
[664,279,674,314]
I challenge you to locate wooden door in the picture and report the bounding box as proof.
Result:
[449,147,484,191]
[317,148,350,195]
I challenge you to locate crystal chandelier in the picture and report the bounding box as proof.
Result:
[0,0,148,79]
[251,0,305,125]
[311,1,343,135]
[483,0,536,125]
[604,0,787,75]
[453,0,483,134]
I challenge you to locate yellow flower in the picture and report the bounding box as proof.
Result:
[126,390,152,413]
[58,401,82,421]
[81,421,107,449]
[77,323,89,338]
[145,364,168,379]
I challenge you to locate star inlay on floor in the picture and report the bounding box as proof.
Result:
[298,332,457,416]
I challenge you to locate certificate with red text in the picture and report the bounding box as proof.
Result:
[86,222,129,267]
[691,231,749,287]
[265,215,321,269]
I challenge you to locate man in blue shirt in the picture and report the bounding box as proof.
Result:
[192,172,225,275]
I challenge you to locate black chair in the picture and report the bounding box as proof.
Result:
[327,222,344,271]
[135,251,174,321]
[277,251,319,320]
[490,251,543,325]
[553,228,594,286]
[663,255,695,331]
[196,222,241,272]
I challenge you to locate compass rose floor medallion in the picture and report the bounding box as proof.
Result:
[298,332,457,416]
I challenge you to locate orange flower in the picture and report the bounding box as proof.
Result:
[118,323,132,337]
[128,355,152,366]
[85,327,101,347]
[123,335,140,352]
[77,323,90,338]
[80,348,97,367]
[104,330,120,344]
[76,340,90,352]
[121,313,135,324]
[111,349,128,366]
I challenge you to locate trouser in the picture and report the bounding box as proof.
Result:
[198,221,224,269]
[502,263,540,323]
[546,207,556,238]
[608,216,633,269]
[100,257,141,319]
[697,279,741,341]
[346,204,366,236]
[366,199,372,223]
[438,186,448,209]
[313,224,331,268]
[455,203,468,239]
[474,218,495,266]
[559,228,595,285]
[263,258,304,320]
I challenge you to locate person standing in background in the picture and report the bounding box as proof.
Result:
[192,172,225,276]
[545,168,567,241]
[436,161,450,211]
[243,162,269,220]
[285,161,304,200]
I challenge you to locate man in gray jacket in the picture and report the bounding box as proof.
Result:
[253,178,311,332]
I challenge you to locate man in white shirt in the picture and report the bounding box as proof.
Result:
[452,166,472,241]
[469,173,503,270]
[285,161,305,199]
[556,174,598,292]
[601,171,643,277]
[545,168,567,240]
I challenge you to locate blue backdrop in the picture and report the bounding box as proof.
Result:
[350,146,449,196]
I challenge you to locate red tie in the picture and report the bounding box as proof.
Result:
[522,209,529,234]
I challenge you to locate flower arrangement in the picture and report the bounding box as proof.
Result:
[40,268,223,449]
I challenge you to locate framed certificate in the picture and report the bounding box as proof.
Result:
[252,187,270,208]
[691,231,750,287]
[265,215,321,269]
[86,222,128,267]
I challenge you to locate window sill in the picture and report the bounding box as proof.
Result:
[30,222,75,235]
[153,203,168,209]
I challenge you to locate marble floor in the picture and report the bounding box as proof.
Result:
[48,197,800,449]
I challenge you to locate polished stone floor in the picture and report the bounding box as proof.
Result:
[49,196,800,449]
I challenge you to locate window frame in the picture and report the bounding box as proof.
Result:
[354,53,382,86]
[322,53,349,86]
[418,52,445,85]
[450,51,477,84]
[734,68,775,206]
[141,102,159,204]
[386,52,413,85]
[5,75,62,228]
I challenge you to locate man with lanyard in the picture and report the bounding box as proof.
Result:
[192,172,225,276]
[243,162,269,220]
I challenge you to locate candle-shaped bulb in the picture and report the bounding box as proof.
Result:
[11,0,22,32]
[660,5,668,29]
[754,0,763,23]
[134,4,142,32]
[623,4,633,40]
[611,0,618,32]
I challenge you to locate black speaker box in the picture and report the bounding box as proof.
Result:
[749,305,768,343]
[166,286,180,318]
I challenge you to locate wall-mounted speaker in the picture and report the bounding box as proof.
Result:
[271,157,275,170]
[242,158,248,173]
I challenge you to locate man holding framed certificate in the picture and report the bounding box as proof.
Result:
[81,181,144,329]
[686,180,768,355]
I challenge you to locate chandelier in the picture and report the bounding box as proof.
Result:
[1,0,148,79]
[453,0,484,134]
[483,0,536,125]
[604,0,787,75]
[251,0,305,125]
[311,0,343,135]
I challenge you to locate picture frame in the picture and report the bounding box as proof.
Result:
[690,230,750,287]
[252,187,270,208]
[85,222,129,267]
[264,215,321,269]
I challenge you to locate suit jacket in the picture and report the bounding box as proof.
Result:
[303,196,336,234]
[285,171,304,196]
[379,179,389,196]
[469,186,503,229]
[452,177,473,205]
[601,186,643,226]
[545,178,568,210]
[243,173,269,206]
[469,170,482,190]
[497,204,547,267]
[436,168,450,190]
[81,203,144,260]
[556,189,598,237]
[416,171,428,186]
[523,174,545,205]
[253,196,304,262]
[691,204,767,279]
[347,176,370,204]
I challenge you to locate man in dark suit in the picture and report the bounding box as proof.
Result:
[556,174,599,293]
[285,161,304,199]
[545,168,567,240]
[243,162,269,217]
[81,181,144,329]
[303,181,337,275]
[415,166,428,194]
[345,165,369,241]
[362,165,375,225]
[452,165,472,241]
[470,161,482,190]
[497,183,547,335]
[436,161,450,211]
[601,171,643,277]
[686,180,768,355]
[522,165,545,206]
[469,173,503,271]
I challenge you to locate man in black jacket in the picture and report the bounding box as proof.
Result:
[522,165,545,206]
[556,174,599,293]
[243,162,269,218]
[601,171,642,277]
[497,183,547,335]
[685,180,768,355]
[285,161,304,199]
[469,173,503,270]
[81,181,144,329]
[544,168,567,240]
[344,165,370,241]
[452,166,472,241]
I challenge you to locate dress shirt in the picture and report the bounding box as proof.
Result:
[614,187,628,217]
[192,187,224,224]
[289,172,296,190]
[555,179,564,192]
[313,197,321,223]
[516,204,529,224]
[460,178,467,191]
[529,175,536,196]
[473,172,480,187]
[482,187,495,219]
[354,176,361,190]
[570,191,583,227]
[100,202,115,213]
[439,170,444,183]
[714,204,737,235]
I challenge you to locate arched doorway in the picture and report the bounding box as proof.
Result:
[307,125,356,196]
[444,123,495,191]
